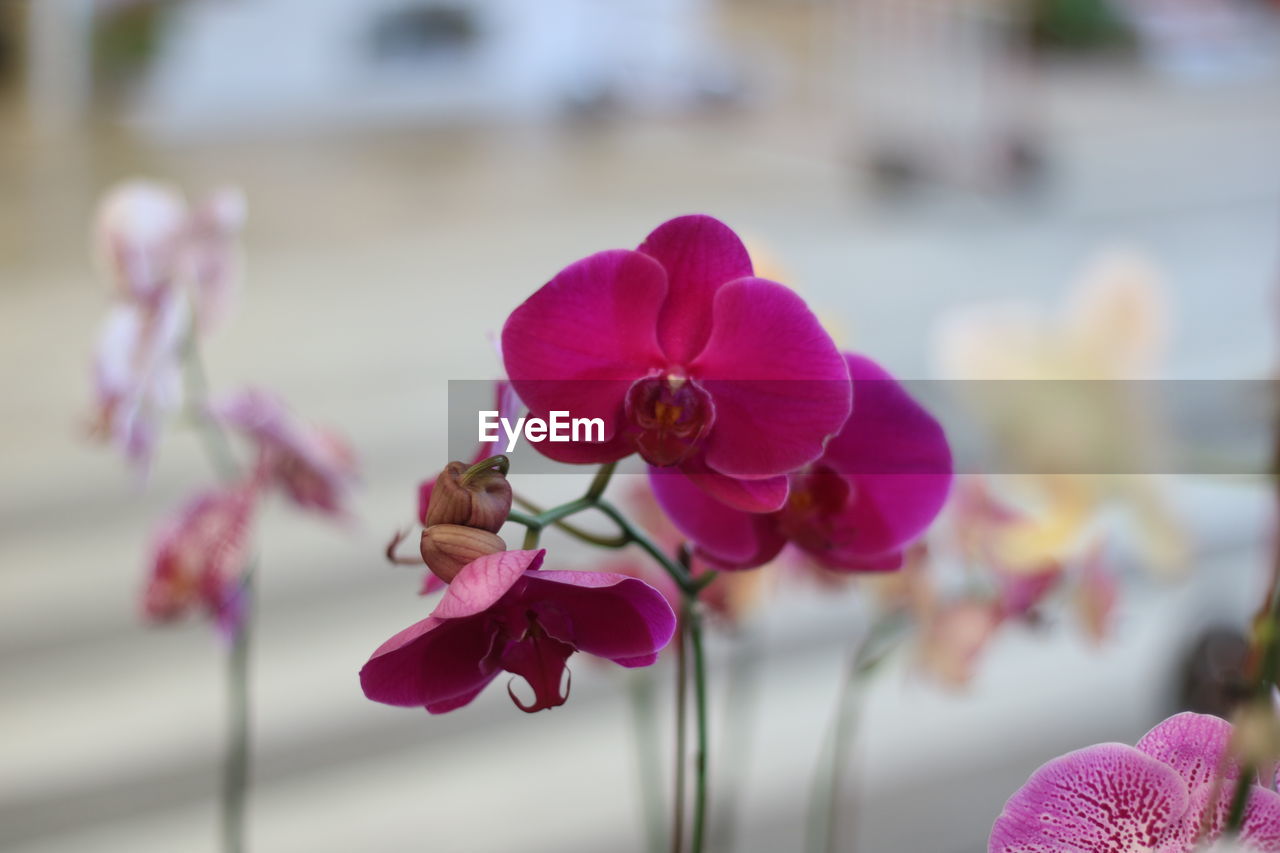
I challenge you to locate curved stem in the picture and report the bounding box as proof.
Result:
[511,495,630,548]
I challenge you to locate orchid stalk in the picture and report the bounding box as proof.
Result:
[505,461,715,852]
[183,322,256,853]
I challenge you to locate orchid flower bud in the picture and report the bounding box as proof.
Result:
[425,456,512,532]
[420,524,506,583]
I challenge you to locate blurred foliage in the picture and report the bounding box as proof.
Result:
[1030,0,1134,51]
[93,1,174,87]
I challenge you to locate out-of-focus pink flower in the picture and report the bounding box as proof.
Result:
[93,181,245,332]
[90,289,188,471]
[142,483,257,637]
[651,353,951,572]
[916,598,1003,689]
[212,388,356,518]
[501,215,851,512]
[360,550,677,714]
[990,712,1280,852]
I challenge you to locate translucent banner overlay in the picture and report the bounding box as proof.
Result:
[447,379,1278,476]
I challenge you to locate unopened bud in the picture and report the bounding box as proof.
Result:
[421,524,506,583]
[425,456,512,532]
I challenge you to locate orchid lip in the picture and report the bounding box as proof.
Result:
[625,372,716,468]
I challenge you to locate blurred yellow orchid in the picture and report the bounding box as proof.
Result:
[936,249,1187,577]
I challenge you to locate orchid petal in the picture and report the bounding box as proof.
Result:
[691,278,851,478]
[359,615,499,710]
[432,550,545,620]
[815,354,951,558]
[649,467,786,569]
[989,743,1188,853]
[1137,712,1240,790]
[527,571,677,663]
[502,249,667,456]
[637,214,753,364]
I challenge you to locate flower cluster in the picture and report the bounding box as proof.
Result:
[990,712,1280,852]
[362,457,676,713]
[86,180,356,635]
[362,214,954,716]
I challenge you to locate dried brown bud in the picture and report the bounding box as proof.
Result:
[420,524,506,583]
[425,456,512,532]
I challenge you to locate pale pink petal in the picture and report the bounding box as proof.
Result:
[432,550,545,619]
[636,214,753,364]
[989,743,1189,853]
[690,278,851,478]
[1137,711,1239,790]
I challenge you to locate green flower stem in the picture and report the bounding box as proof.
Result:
[222,567,253,853]
[182,326,253,853]
[672,624,689,853]
[807,612,908,853]
[686,600,711,853]
[502,464,713,853]
[510,495,630,549]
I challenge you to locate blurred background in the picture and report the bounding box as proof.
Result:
[3,0,1280,851]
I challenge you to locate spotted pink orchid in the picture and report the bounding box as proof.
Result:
[211,388,357,519]
[90,288,188,471]
[990,712,1280,852]
[360,549,677,713]
[501,215,851,513]
[650,353,951,571]
[142,482,257,638]
[94,180,246,332]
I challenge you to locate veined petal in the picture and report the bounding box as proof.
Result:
[359,615,499,711]
[526,571,677,664]
[650,467,786,569]
[1136,712,1240,790]
[691,278,851,479]
[432,549,545,620]
[989,743,1188,853]
[502,248,667,453]
[637,215,753,364]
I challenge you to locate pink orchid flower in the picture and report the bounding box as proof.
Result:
[90,288,188,471]
[990,712,1280,852]
[501,214,851,512]
[360,549,677,714]
[142,483,257,637]
[94,180,245,332]
[650,353,951,571]
[211,388,357,518]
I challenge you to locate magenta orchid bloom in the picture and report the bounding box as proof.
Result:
[651,353,951,571]
[360,549,677,714]
[142,483,257,637]
[501,215,851,512]
[212,388,357,518]
[990,712,1280,852]
[90,290,188,471]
